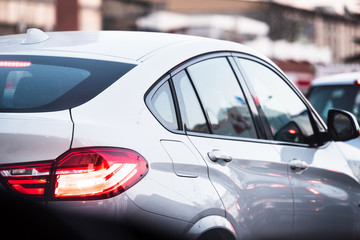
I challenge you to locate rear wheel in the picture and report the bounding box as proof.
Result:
[197,229,236,240]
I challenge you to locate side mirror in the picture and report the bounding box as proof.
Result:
[327,109,360,141]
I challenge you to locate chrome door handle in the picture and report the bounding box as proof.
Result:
[207,150,232,162]
[289,159,308,171]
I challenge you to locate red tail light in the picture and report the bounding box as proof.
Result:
[0,161,52,196]
[0,148,148,200]
[54,148,148,199]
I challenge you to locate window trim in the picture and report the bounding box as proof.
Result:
[227,57,267,139]
[145,74,184,135]
[173,69,213,134]
[177,54,260,140]
[170,53,232,135]
[145,51,325,147]
[145,52,267,143]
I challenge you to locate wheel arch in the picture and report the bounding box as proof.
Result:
[185,215,237,240]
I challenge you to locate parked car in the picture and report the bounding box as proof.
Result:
[307,72,360,149]
[1,29,360,240]
[307,72,360,124]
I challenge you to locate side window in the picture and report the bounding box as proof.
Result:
[237,58,314,144]
[151,81,178,130]
[173,71,210,133]
[187,57,257,139]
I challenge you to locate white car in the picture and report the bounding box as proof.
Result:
[1,29,360,240]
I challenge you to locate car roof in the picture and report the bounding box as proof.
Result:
[312,71,360,87]
[0,30,275,66]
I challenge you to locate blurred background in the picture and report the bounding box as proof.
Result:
[1,0,360,93]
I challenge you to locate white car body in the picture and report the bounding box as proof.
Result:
[1,30,360,240]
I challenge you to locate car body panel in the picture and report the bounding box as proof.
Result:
[0,111,72,164]
[47,192,193,239]
[335,140,360,183]
[161,140,201,177]
[0,31,198,61]
[69,83,225,224]
[2,30,360,239]
[186,215,237,240]
[273,142,360,239]
[187,135,293,240]
[0,31,271,65]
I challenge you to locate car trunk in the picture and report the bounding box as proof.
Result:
[0,110,73,165]
[0,55,135,164]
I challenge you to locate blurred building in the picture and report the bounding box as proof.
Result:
[0,0,102,34]
[102,0,161,30]
[128,0,360,64]
[0,0,358,65]
[114,0,360,92]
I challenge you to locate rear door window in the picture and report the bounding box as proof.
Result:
[187,57,258,139]
[0,56,136,112]
[172,70,210,134]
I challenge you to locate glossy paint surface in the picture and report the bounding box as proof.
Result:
[273,142,360,239]
[188,136,293,240]
[0,111,72,164]
[1,31,360,240]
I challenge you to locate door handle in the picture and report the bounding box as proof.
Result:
[207,150,232,162]
[289,159,308,171]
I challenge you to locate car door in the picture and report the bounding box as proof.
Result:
[171,55,294,240]
[143,76,225,224]
[236,56,360,240]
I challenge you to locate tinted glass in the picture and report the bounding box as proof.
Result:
[187,58,257,139]
[173,71,210,133]
[0,56,136,112]
[332,111,355,140]
[151,81,178,130]
[238,58,314,144]
[308,85,360,124]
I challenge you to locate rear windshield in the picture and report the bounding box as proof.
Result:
[307,85,360,124]
[0,55,136,112]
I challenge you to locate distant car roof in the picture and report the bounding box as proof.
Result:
[0,30,267,64]
[311,71,360,87]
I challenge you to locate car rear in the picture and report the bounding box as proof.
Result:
[0,52,211,240]
[0,55,136,197]
[0,54,164,239]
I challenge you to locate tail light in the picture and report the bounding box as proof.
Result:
[54,148,148,199]
[0,148,148,200]
[0,161,52,196]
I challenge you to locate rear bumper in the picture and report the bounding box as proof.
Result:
[46,192,192,240]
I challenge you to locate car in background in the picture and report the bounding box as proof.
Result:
[1,29,360,240]
[307,71,360,125]
[307,72,360,149]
